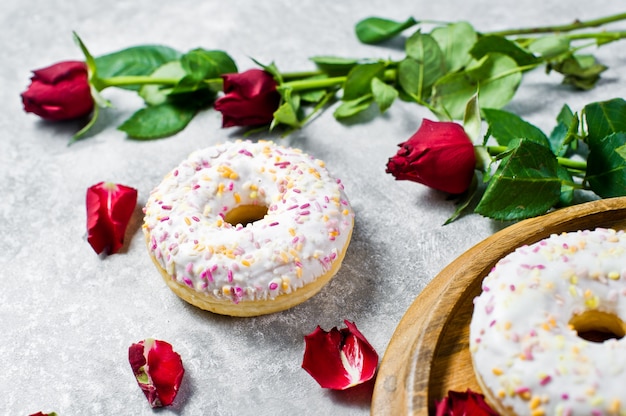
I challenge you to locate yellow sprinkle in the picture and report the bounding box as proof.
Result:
[217,183,225,195]
[585,296,599,309]
[296,266,303,278]
[323,215,329,222]
[497,390,506,399]
[229,172,238,180]
[216,219,224,227]
[280,251,289,263]
[504,321,512,330]
[608,399,621,414]
[281,277,290,291]
[609,271,620,280]
[184,217,191,226]
[530,396,542,409]
[570,275,578,284]
[288,228,296,236]
[249,184,258,191]
[569,245,578,253]
[492,367,503,376]
[234,193,241,204]
[222,286,231,295]
[519,391,532,400]
[289,249,299,258]
[241,260,251,267]
[250,191,258,199]
[342,209,350,216]
[530,409,545,416]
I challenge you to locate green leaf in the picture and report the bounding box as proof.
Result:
[471,35,539,66]
[556,164,575,206]
[180,48,237,83]
[272,89,302,128]
[342,62,385,101]
[371,77,398,112]
[117,103,197,139]
[355,16,418,44]
[586,131,626,197]
[548,104,579,156]
[463,93,481,143]
[333,94,373,119]
[432,53,521,119]
[402,32,446,99]
[430,22,477,72]
[527,35,571,59]
[482,108,551,147]
[94,45,181,90]
[139,61,187,106]
[584,98,626,140]
[310,56,359,76]
[475,139,561,220]
[549,54,607,90]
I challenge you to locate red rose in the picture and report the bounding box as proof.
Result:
[435,389,498,416]
[86,181,138,255]
[302,320,378,390]
[129,339,185,408]
[214,69,280,127]
[386,119,476,194]
[21,61,94,121]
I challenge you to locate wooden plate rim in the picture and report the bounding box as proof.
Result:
[371,197,626,416]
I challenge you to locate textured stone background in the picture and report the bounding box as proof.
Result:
[2,0,626,414]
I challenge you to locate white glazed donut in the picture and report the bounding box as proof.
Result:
[470,228,626,416]
[142,140,354,317]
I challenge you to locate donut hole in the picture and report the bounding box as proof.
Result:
[223,204,268,226]
[569,311,626,343]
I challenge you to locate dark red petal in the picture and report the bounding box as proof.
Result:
[302,325,352,389]
[86,182,137,255]
[435,389,497,416]
[147,340,185,407]
[31,61,88,84]
[302,322,379,390]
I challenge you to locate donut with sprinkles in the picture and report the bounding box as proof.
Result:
[470,228,626,415]
[142,140,354,316]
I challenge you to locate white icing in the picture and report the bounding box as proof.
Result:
[470,228,626,415]
[143,140,354,303]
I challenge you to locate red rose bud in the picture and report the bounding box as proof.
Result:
[86,181,138,255]
[302,320,378,390]
[435,389,498,416]
[129,339,185,408]
[29,412,57,416]
[386,119,476,194]
[21,61,94,121]
[214,68,280,127]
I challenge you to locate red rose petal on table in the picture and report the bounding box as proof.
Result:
[302,320,378,390]
[435,389,498,416]
[129,339,185,408]
[86,181,137,255]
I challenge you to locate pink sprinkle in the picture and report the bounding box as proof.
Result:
[269,282,278,290]
[193,184,200,190]
[292,237,299,244]
[287,204,299,210]
[228,182,234,191]
[239,149,253,157]
[293,188,301,193]
[227,270,233,282]
[485,304,494,314]
[183,277,193,288]
[300,210,310,216]
[510,284,516,291]
[490,320,496,327]
[329,252,337,261]
[300,203,310,209]
[192,216,200,222]
[514,387,530,394]
[173,169,179,176]
[161,205,172,210]
[269,222,279,227]
[160,216,170,222]
[540,375,552,385]
[561,393,569,400]
[185,263,193,274]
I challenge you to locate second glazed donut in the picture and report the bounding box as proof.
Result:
[142,140,354,317]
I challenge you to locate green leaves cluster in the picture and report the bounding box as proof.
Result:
[74,33,236,142]
[344,15,618,122]
[460,98,626,221]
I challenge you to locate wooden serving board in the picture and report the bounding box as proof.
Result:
[371,197,626,416]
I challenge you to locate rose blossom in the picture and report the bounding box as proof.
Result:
[21,60,94,121]
[386,119,476,194]
[129,339,185,408]
[435,389,498,416]
[302,320,378,390]
[86,181,138,255]
[214,68,280,127]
